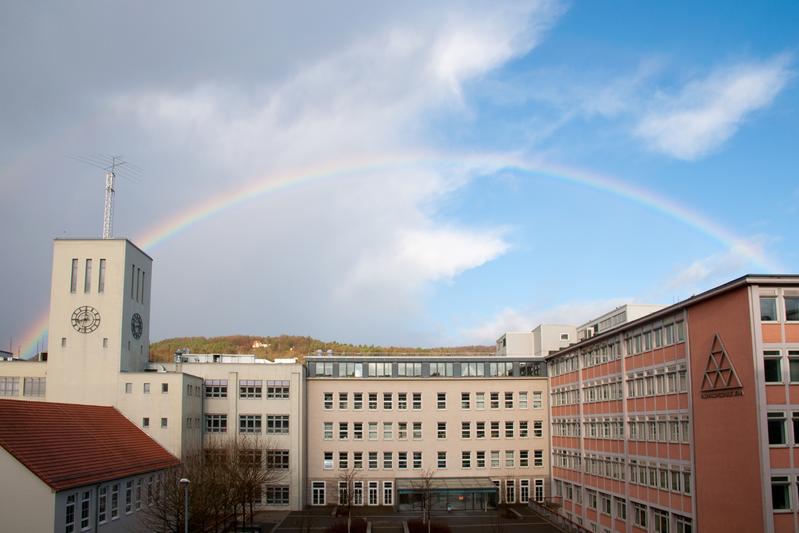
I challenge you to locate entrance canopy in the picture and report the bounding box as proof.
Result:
[396,477,497,494]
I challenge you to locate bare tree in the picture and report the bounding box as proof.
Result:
[337,468,360,533]
[140,436,286,532]
[415,468,436,533]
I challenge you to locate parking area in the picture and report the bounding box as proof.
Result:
[269,505,563,533]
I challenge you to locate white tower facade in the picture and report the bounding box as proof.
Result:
[46,239,152,404]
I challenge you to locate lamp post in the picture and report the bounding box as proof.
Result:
[179,478,190,533]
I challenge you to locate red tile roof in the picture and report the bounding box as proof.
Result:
[0,399,179,491]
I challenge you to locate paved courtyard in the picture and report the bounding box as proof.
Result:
[268,505,563,533]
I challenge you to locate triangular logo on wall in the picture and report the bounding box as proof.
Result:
[701,334,743,398]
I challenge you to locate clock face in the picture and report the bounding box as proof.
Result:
[71,306,101,334]
[131,313,143,340]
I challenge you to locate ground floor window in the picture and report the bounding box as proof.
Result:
[65,494,76,533]
[383,481,394,506]
[311,481,325,506]
[534,479,544,502]
[519,479,530,503]
[354,481,364,505]
[505,480,515,503]
[338,482,348,506]
[266,486,290,506]
[368,481,379,505]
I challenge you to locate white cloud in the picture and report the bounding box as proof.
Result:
[101,1,563,344]
[635,55,792,160]
[663,237,771,293]
[460,298,631,344]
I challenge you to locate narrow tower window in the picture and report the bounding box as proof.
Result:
[84,259,92,293]
[140,271,145,304]
[98,259,106,293]
[70,259,78,293]
[131,265,136,299]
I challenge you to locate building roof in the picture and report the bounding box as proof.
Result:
[0,399,179,491]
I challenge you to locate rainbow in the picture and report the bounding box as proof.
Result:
[17,151,783,357]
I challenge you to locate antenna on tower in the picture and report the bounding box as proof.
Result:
[67,154,142,238]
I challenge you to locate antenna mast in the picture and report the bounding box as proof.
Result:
[102,158,118,239]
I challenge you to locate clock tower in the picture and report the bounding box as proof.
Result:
[46,238,152,405]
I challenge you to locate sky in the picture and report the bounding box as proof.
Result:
[1,1,798,355]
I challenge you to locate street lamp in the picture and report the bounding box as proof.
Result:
[179,478,190,533]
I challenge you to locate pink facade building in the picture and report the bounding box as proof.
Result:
[547,275,799,533]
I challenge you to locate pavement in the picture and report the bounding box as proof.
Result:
[269,505,563,533]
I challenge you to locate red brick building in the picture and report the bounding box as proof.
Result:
[547,275,799,533]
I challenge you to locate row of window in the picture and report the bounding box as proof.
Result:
[552,416,690,444]
[552,366,688,406]
[553,451,692,496]
[205,414,290,434]
[322,449,545,470]
[549,319,686,377]
[204,448,290,469]
[204,379,290,399]
[323,419,544,441]
[65,474,153,533]
[761,295,799,322]
[313,360,544,378]
[130,263,146,303]
[0,376,46,397]
[69,258,108,295]
[554,481,693,533]
[323,391,544,411]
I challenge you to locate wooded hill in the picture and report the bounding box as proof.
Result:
[149,334,494,362]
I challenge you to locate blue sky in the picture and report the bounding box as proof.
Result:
[1,1,797,353]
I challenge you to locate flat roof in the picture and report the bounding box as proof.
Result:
[54,237,153,261]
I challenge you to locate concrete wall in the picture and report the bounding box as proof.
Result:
[0,447,54,533]
[0,360,48,401]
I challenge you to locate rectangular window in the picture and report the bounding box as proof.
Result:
[461,392,471,409]
[338,451,349,470]
[353,392,363,409]
[772,476,791,510]
[769,412,787,445]
[369,452,378,470]
[505,450,515,467]
[160,417,168,428]
[125,480,133,514]
[111,484,119,519]
[315,362,334,376]
[324,392,333,409]
[412,392,422,410]
[142,417,149,428]
[353,422,363,440]
[266,486,290,506]
[66,494,76,532]
[476,451,486,468]
[437,392,447,409]
[339,422,349,440]
[462,421,471,439]
[504,392,514,408]
[437,422,447,439]
[323,422,333,440]
[398,451,408,469]
[369,392,378,410]
[518,392,528,409]
[519,450,529,467]
[398,422,408,439]
[266,380,290,398]
[430,362,453,377]
[267,450,290,469]
[98,258,106,293]
[339,362,363,377]
[397,362,422,376]
[205,379,228,398]
[761,296,778,321]
[491,450,500,468]
[615,498,627,520]
[383,392,392,410]
[476,421,485,439]
[519,421,529,438]
[505,480,515,503]
[381,451,392,469]
[239,380,262,398]
[533,420,543,438]
[140,271,146,303]
[461,362,485,377]
[383,422,393,440]
[98,486,107,523]
[369,422,378,440]
[205,414,227,433]
[367,362,392,377]
[70,258,78,293]
[789,351,799,382]
[383,481,394,506]
[491,421,500,438]
[161,382,169,394]
[312,481,326,506]
[461,451,471,468]
[765,350,782,383]
[84,259,92,293]
[412,421,422,440]
[337,392,348,409]
[437,451,447,468]
[633,503,647,528]
[534,450,543,467]
[131,265,136,299]
[786,296,799,321]
[476,392,485,409]
[23,377,46,397]
[413,451,422,469]
[490,392,499,409]
[324,452,334,470]
[266,415,289,434]
[78,490,91,529]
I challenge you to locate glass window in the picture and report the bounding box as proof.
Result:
[84,259,92,293]
[765,351,782,383]
[70,258,78,293]
[772,477,790,510]
[787,297,799,321]
[266,415,288,434]
[761,296,778,321]
[338,422,349,440]
[240,414,263,433]
[339,392,348,409]
[461,392,470,409]
[205,379,228,398]
[768,413,786,445]
[791,352,799,382]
